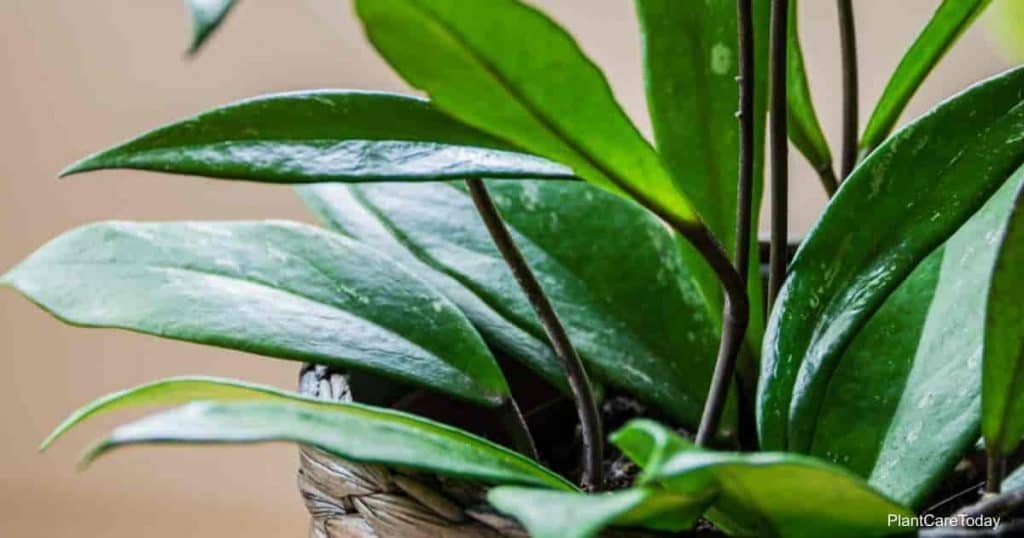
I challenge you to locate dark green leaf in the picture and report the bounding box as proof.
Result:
[186,0,237,54]
[62,91,572,183]
[613,420,914,538]
[787,0,836,188]
[57,377,572,490]
[487,486,709,538]
[300,181,723,429]
[759,66,1024,453]
[635,0,769,355]
[355,0,704,232]
[859,0,993,157]
[983,180,1024,456]
[2,221,508,406]
[808,170,1024,506]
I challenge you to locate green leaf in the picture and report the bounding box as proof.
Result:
[2,221,508,406]
[54,377,572,490]
[61,91,572,183]
[759,66,1024,453]
[1004,462,1024,491]
[984,0,1024,61]
[983,180,1024,456]
[487,486,709,538]
[859,0,993,157]
[807,170,1024,506]
[787,0,836,191]
[612,420,915,538]
[634,0,769,357]
[299,181,723,429]
[185,0,237,54]
[354,0,704,233]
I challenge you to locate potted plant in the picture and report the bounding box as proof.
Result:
[5,0,1024,536]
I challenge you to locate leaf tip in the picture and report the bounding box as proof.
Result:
[58,157,96,179]
[76,440,110,471]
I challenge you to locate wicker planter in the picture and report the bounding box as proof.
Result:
[296,365,523,538]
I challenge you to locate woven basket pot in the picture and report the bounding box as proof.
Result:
[295,365,673,538]
[296,364,524,538]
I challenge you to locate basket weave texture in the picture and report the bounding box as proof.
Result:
[296,365,524,538]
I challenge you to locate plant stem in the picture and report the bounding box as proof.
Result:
[695,0,757,448]
[837,0,859,179]
[817,164,839,197]
[988,450,1007,494]
[498,397,539,460]
[768,0,789,311]
[464,178,603,490]
[695,0,756,449]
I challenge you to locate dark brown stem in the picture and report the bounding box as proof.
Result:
[695,0,756,448]
[464,178,603,489]
[498,397,539,460]
[988,450,1007,494]
[837,0,859,179]
[768,0,789,311]
[694,232,750,445]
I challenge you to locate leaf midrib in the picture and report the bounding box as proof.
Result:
[396,0,691,229]
[34,258,486,392]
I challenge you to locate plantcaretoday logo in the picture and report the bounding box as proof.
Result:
[888,512,1001,530]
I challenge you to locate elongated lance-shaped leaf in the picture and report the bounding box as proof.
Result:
[487,486,710,538]
[859,0,993,158]
[612,420,914,538]
[355,0,705,235]
[787,0,836,191]
[300,181,724,430]
[54,377,572,490]
[759,66,1024,453]
[2,221,509,406]
[983,180,1024,456]
[808,169,1024,506]
[635,0,769,356]
[61,91,572,183]
[186,0,238,54]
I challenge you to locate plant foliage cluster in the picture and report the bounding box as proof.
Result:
[5,0,1024,536]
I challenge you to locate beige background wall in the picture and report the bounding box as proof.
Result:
[0,1,1013,536]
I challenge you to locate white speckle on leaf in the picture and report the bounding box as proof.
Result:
[711,43,733,75]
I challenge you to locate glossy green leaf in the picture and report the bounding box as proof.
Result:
[355,0,704,233]
[487,486,708,538]
[635,0,768,355]
[984,0,1024,61]
[1004,462,1024,491]
[859,0,993,157]
[808,170,1024,506]
[1,221,508,406]
[58,377,572,490]
[61,91,572,183]
[787,0,836,189]
[299,181,723,429]
[759,66,1024,453]
[982,180,1024,456]
[185,0,237,54]
[613,420,915,538]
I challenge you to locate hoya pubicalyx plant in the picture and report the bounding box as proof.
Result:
[5,0,1024,536]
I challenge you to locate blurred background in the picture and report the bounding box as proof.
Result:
[0,1,1015,536]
